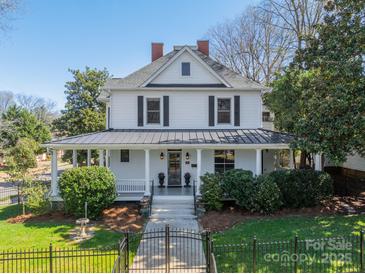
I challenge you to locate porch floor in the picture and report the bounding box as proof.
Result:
[153,185,193,196]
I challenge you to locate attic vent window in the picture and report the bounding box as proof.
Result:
[181,62,190,76]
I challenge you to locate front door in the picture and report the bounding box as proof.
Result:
[167,151,181,186]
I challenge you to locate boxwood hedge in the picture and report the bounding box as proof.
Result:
[58,166,116,219]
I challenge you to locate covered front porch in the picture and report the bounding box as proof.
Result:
[44,129,305,201]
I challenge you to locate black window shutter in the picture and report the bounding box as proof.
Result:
[163,96,169,126]
[209,96,215,126]
[234,95,240,126]
[137,96,143,126]
[107,107,111,129]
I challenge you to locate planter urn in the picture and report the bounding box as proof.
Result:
[158,172,165,188]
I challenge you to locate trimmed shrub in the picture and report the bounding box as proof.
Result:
[200,173,223,211]
[221,169,256,210]
[58,166,116,219]
[23,180,51,215]
[254,175,282,214]
[269,170,333,208]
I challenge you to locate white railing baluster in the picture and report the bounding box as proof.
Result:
[116,179,149,194]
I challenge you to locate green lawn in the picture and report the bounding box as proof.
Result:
[0,205,122,250]
[213,215,365,273]
[214,214,365,243]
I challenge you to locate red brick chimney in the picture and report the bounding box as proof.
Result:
[151,42,164,62]
[197,40,209,56]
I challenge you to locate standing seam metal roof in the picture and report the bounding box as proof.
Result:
[45,129,293,146]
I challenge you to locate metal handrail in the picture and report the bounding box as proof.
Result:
[149,179,154,217]
[193,179,197,216]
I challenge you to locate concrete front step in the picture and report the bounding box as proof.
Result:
[150,213,197,219]
[153,195,194,201]
[152,203,194,209]
[152,208,194,214]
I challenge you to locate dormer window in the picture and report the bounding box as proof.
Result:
[146,98,161,124]
[181,62,190,76]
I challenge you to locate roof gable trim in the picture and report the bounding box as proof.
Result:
[140,46,231,88]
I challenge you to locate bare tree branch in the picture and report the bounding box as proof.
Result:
[208,5,292,84]
[0,0,20,34]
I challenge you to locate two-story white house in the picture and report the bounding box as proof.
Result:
[45,41,294,201]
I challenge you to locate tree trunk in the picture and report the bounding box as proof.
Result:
[299,151,307,169]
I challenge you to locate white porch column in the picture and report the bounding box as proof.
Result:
[289,149,294,169]
[144,149,151,196]
[87,149,91,166]
[105,149,110,168]
[99,150,104,167]
[72,149,77,168]
[51,149,59,196]
[196,149,202,195]
[314,154,322,171]
[256,149,262,175]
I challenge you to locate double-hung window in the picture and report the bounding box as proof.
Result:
[214,150,235,173]
[146,98,160,124]
[181,62,190,76]
[217,98,231,124]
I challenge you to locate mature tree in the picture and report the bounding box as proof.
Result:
[15,94,58,125]
[53,67,109,136]
[0,90,14,113]
[259,0,324,52]
[0,105,51,149]
[209,5,292,84]
[6,137,38,179]
[209,0,324,84]
[6,137,38,215]
[265,0,365,165]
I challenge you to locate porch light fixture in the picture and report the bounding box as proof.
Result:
[185,152,190,160]
[160,152,164,160]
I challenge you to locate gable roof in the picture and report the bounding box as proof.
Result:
[141,46,231,88]
[102,46,265,91]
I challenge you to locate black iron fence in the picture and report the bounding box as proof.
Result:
[113,225,211,273]
[1,228,364,273]
[213,231,364,273]
[0,244,119,273]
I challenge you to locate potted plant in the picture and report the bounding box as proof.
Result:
[158,172,165,188]
[184,172,191,187]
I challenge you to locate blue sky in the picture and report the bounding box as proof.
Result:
[0,0,259,110]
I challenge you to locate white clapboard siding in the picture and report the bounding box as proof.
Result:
[110,90,261,129]
[150,51,222,84]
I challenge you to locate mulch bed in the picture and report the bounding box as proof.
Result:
[101,203,145,232]
[199,195,365,232]
[6,203,145,232]
[7,211,75,224]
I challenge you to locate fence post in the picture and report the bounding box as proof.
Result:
[17,185,20,206]
[165,224,170,273]
[49,243,53,273]
[361,230,364,273]
[117,239,121,273]
[205,231,212,273]
[252,236,256,273]
[125,233,129,273]
[293,235,298,273]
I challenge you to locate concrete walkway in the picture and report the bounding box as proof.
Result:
[131,195,206,272]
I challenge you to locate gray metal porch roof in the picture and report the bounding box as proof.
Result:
[45,129,293,147]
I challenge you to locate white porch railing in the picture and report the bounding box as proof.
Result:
[116,179,149,193]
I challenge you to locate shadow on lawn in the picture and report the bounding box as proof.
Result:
[0,204,21,220]
[214,214,365,245]
[0,204,122,248]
